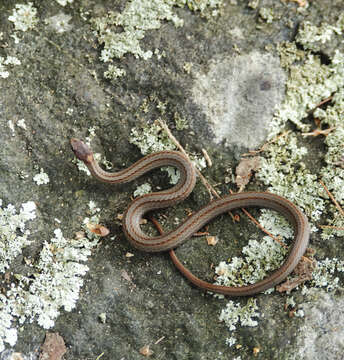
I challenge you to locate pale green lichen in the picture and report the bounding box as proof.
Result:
[8,3,38,32]
[0,56,21,79]
[295,19,343,51]
[214,236,287,289]
[248,0,259,10]
[133,183,152,197]
[219,298,259,331]
[91,0,185,63]
[0,200,36,273]
[225,335,237,347]
[91,0,222,75]
[45,13,73,33]
[0,200,102,350]
[258,7,274,24]
[104,65,126,80]
[304,258,344,292]
[257,133,324,223]
[174,112,189,131]
[269,53,342,136]
[130,122,176,154]
[33,168,50,185]
[55,0,74,6]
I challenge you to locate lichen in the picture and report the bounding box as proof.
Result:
[45,13,73,33]
[133,183,152,197]
[0,200,102,350]
[295,19,343,51]
[55,0,74,6]
[129,121,206,184]
[219,298,259,331]
[103,65,126,80]
[91,0,222,75]
[214,236,288,289]
[258,7,274,24]
[33,168,50,185]
[304,258,344,292]
[257,133,325,223]
[0,200,36,273]
[0,56,21,79]
[8,3,38,32]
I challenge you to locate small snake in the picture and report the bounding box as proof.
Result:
[70,138,310,296]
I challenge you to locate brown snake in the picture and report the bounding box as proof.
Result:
[71,138,310,296]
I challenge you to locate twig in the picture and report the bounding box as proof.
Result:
[308,96,333,114]
[242,131,290,156]
[158,120,312,263]
[157,119,236,221]
[319,180,344,217]
[302,127,335,137]
[229,189,313,263]
[154,336,165,345]
[319,225,344,230]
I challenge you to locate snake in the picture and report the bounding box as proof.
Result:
[70,138,310,296]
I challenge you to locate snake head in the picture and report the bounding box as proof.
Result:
[70,138,93,164]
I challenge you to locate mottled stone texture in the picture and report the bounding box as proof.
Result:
[0,0,343,359]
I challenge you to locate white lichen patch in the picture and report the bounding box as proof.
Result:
[16,119,26,130]
[8,3,38,32]
[33,168,50,185]
[0,200,36,273]
[92,0,222,68]
[257,133,324,223]
[219,298,259,331]
[0,56,21,79]
[0,200,101,350]
[214,236,287,289]
[305,257,344,292]
[296,19,343,51]
[45,13,73,33]
[270,29,344,137]
[55,0,74,6]
[133,183,152,197]
[104,65,126,80]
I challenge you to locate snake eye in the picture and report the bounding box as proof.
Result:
[70,138,93,163]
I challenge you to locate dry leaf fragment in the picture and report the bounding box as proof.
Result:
[235,157,260,191]
[206,235,218,246]
[117,213,123,220]
[40,332,67,360]
[139,345,153,357]
[87,223,110,237]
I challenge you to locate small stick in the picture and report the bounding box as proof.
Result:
[154,336,165,345]
[319,225,344,230]
[157,119,236,221]
[201,148,212,167]
[229,189,313,263]
[242,131,290,156]
[319,180,344,217]
[308,96,333,113]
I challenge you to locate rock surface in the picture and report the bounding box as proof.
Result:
[0,1,343,360]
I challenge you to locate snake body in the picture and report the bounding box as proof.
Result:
[71,138,310,296]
